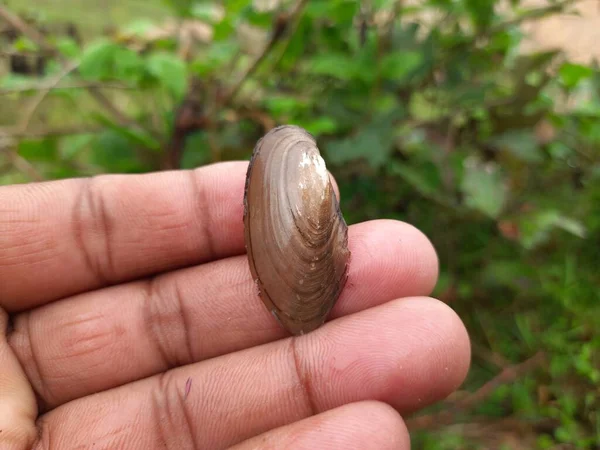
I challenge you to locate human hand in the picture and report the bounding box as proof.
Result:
[1,162,470,449]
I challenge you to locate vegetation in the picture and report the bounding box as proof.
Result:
[1,0,599,448]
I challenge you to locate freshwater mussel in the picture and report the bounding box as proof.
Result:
[243,125,351,335]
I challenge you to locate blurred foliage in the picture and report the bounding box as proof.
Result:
[1,0,599,448]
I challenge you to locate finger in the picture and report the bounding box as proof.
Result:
[35,297,470,450]
[11,219,438,409]
[1,161,282,311]
[229,401,409,450]
[0,309,37,450]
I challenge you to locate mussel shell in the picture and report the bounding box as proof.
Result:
[243,125,351,335]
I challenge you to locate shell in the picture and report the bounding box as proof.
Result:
[243,125,351,335]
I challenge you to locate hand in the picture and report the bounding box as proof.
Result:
[1,162,470,450]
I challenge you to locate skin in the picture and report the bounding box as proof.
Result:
[0,161,471,450]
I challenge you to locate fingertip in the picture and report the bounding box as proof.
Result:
[389,296,472,407]
[358,401,411,449]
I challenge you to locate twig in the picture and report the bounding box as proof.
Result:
[486,0,580,36]
[219,0,309,108]
[0,6,57,56]
[266,0,310,77]
[0,6,158,140]
[0,126,101,139]
[0,137,44,181]
[406,352,546,431]
[471,342,512,369]
[9,151,44,181]
[0,82,133,96]
[18,60,80,133]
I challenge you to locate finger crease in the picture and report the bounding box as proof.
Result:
[152,372,197,450]
[189,170,215,261]
[142,277,176,370]
[25,314,50,413]
[289,337,318,417]
[72,178,113,286]
[173,278,194,364]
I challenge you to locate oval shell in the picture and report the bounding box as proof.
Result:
[243,125,351,335]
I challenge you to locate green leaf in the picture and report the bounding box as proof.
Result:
[90,130,146,173]
[559,62,594,89]
[146,52,187,101]
[490,129,543,163]
[191,3,222,23]
[297,116,338,136]
[18,138,58,162]
[465,0,495,28]
[325,115,396,168]
[460,160,507,218]
[263,95,307,117]
[60,134,95,159]
[12,36,39,52]
[192,41,238,75]
[161,0,194,17]
[78,40,120,80]
[520,210,587,249]
[307,54,358,81]
[380,51,423,82]
[390,161,443,197]
[79,40,144,82]
[242,6,273,29]
[122,19,158,37]
[93,114,161,152]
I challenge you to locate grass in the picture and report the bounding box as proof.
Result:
[4,0,169,38]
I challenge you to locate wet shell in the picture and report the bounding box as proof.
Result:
[243,125,351,335]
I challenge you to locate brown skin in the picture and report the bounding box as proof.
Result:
[0,161,471,450]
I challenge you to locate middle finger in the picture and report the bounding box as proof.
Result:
[10,220,438,410]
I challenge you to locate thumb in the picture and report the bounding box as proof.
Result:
[0,308,38,450]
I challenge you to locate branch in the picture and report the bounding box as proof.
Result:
[0,6,158,140]
[218,0,309,108]
[406,352,546,431]
[0,82,133,96]
[0,136,44,181]
[0,126,102,139]
[0,6,57,56]
[18,60,80,133]
[163,0,309,170]
[486,0,580,36]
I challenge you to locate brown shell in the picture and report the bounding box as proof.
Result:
[243,125,351,335]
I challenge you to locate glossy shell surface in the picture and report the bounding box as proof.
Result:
[243,125,351,335]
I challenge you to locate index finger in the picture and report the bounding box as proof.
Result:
[0,162,253,312]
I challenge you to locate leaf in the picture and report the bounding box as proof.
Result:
[192,42,238,75]
[12,36,39,52]
[519,210,587,249]
[93,114,161,152]
[297,116,338,136]
[465,0,495,29]
[60,134,95,159]
[307,54,358,81]
[325,114,396,168]
[90,130,146,173]
[390,161,443,197]
[79,39,144,83]
[78,40,120,80]
[559,62,594,89]
[146,52,187,101]
[122,19,158,37]
[380,51,423,82]
[461,160,507,218]
[490,129,543,163]
[18,138,58,162]
[191,3,222,23]
[263,95,308,117]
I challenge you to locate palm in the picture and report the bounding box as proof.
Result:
[0,161,470,450]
